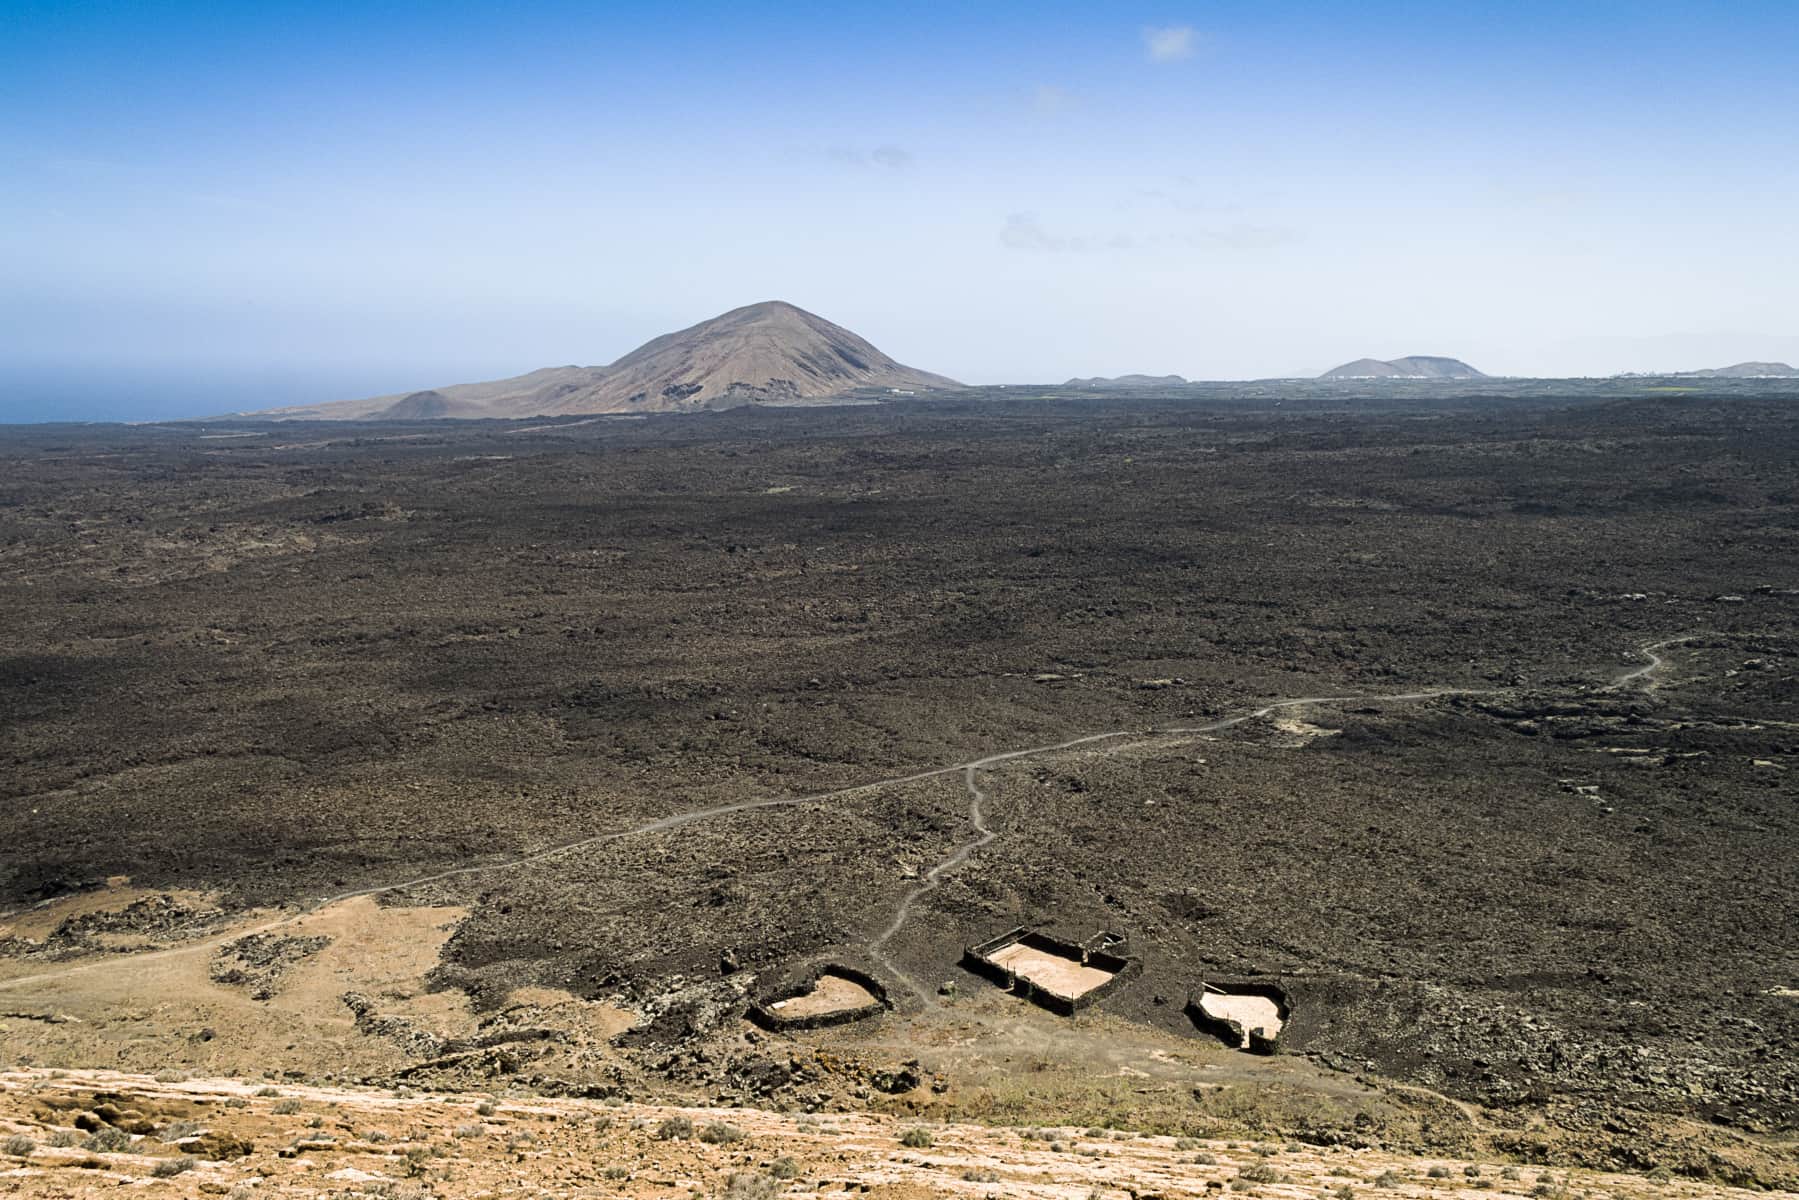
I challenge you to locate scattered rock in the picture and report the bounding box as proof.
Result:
[210,933,332,1000]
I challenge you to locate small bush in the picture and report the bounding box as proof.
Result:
[48,1129,81,1148]
[1375,1171,1404,1189]
[1239,1164,1284,1184]
[962,1168,1000,1183]
[224,1097,249,1109]
[1193,1153,1218,1165]
[899,1126,933,1149]
[656,1116,694,1141]
[83,1127,132,1153]
[271,1099,302,1115]
[723,1173,778,1200]
[1335,1187,1356,1200]
[699,1121,744,1145]
[452,1123,485,1139]
[770,1156,799,1180]
[153,1070,187,1084]
[254,1087,282,1098]
[152,1156,197,1178]
[4,1134,35,1158]
[160,1121,203,1142]
[602,1165,628,1181]
[1175,1137,1202,1151]
[475,1101,496,1117]
[1429,1166,1453,1179]
[1501,1168,1522,1181]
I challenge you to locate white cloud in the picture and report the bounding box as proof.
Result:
[1001,213,1080,253]
[1143,25,1196,62]
[824,145,913,170]
[869,144,912,169]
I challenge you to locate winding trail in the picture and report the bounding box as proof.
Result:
[1603,635,1699,691]
[865,687,1493,1001]
[863,642,1701,1002]
[0,638,1692,999]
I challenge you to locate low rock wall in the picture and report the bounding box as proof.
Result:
[1184,978,1292,1055]
[748,963,891,1031]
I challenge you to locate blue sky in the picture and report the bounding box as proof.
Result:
[4,0,1798,418]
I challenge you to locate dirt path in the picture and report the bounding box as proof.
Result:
[857,637,1695,1002]
[868,764,998,999]
[1604,635,1700,691]
[0,638,1693,1001]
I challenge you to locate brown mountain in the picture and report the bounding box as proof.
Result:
[1675,361,1799,378]
[1062,374,1190,389]
[1320,356,1486,380]
[256,302,959,420]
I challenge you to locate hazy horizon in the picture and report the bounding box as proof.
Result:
[5,1,1798,421]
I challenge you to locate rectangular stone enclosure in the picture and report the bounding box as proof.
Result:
[962,927,1140,1015]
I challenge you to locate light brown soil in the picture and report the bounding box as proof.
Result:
[987,943,1114,999]
[0,896,478,1078]
[0,1069,1789,1200]
[770,972,880,1018]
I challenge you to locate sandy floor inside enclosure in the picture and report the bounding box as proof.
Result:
[989,942,1115,998]
[1198,992,1284,1046]
[769,972,880,1017]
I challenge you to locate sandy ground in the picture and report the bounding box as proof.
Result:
[0,1069,1790,1200]
[1198,993,1284,1046]
[770,972,880,1018]
[3,887,1797,1191]
[988,944,1115,999]
[0,895,482,1079]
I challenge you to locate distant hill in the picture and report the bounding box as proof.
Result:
[1320,356,1486,380]
[1673,361,1799,379]
[1062,374,1189,389]
[247,302,960,420]
[376,389,484,419]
